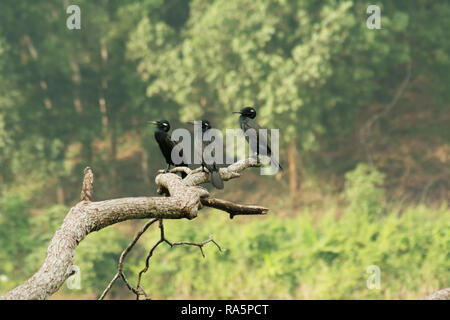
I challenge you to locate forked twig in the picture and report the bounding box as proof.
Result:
[100,219,222,300]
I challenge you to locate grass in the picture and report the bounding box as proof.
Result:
[72,202,449,299]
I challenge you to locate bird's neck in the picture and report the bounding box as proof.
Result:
[154,129,168,139]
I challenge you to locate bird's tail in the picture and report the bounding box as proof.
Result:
[278,161,283,171]
[211,170,224,190]
[270,157,283,171]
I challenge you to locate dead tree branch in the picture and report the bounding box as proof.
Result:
[106,219,223,300]
[98,218,159,300]
[201,197,269,219]
[99,217,222,300]
[1,157,267,300]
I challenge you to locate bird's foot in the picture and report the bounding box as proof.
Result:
[164,164,172,173]
[156,167,171,174]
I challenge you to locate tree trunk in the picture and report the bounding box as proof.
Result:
[56,183,65,204]
[288,139,299,198]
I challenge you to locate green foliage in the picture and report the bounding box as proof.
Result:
[0,200,70,291]
[0,195,33,291]
[0,198,448,299]
[71,226,130,294]
[344,163,385,217]
[128,205,448,299]
[0,195,32,259]
[23,204,69,276]
[0,0,448,300]
[125,0,450,154]
[0,0,448,202]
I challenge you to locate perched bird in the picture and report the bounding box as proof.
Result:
[149,120,188,177]
[188,120,224,190]
[233,106,283,171]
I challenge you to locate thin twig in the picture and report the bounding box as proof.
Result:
[135,221,165,298]
[133,219,223,299]
[165,237,223,258]
[98,218,158,300]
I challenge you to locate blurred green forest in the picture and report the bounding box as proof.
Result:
[0,0,448,299]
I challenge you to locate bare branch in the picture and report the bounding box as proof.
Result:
[131,219,222,300]
[168,166,193,175]
[98,218,159,300]
[183,157,262,186]
[1,157,266,300]
[165,237,223,258]
[135,220,165,299]
[201,197,269,219]
[424,288,450,300]
[80,166,94,202]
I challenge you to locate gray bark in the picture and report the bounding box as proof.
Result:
[1,158,266,300]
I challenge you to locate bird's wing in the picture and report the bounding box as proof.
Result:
[80,167,94,201]
[202,140,214,172]
[241,118,282,170]
[167,135,189,166]
[202,138,221,172]
[242,118,272,155]
[241,117,263,131]
[165,135,177,149]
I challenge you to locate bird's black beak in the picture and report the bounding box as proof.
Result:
[148,121,159,125]
[232,111,242,114]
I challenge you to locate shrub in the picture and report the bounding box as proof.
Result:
[344,163,386,217]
